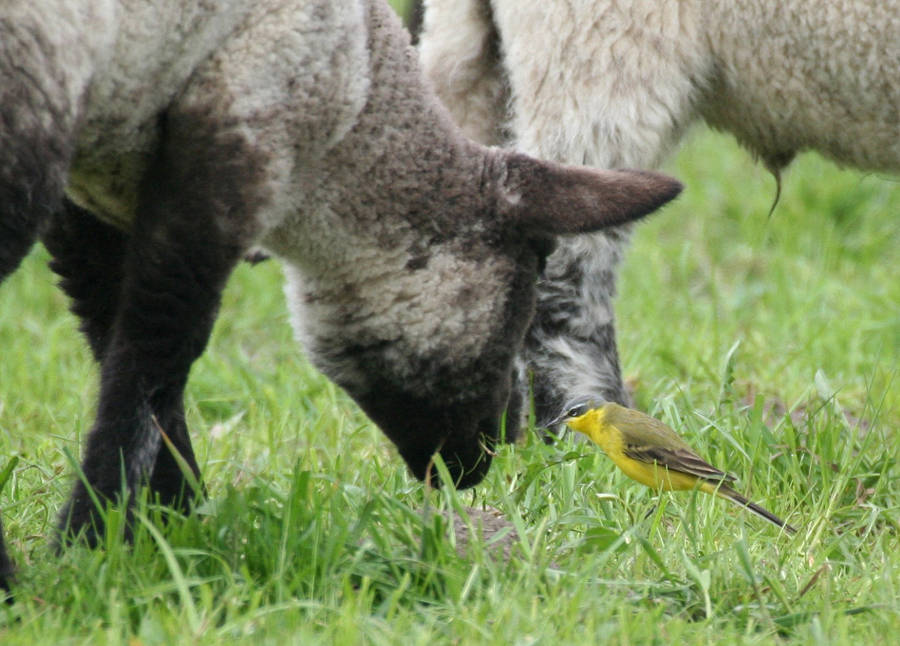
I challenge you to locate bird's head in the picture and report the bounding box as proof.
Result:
[543,397,610,430]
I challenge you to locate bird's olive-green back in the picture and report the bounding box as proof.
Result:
[603,403,694,451]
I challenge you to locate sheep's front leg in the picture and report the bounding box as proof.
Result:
[47,200,204,538]
[481,2,705,426]
[57,109,265,544]
[525,229,634,425]
[0,12,96,591]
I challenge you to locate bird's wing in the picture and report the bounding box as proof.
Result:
[608,406,695,450]
[623,445,737,483]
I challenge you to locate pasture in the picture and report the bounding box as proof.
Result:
[2,127,899,644]
[2,16,900,641]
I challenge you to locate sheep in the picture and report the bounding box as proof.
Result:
[419,0,900,425]
[0,0,681,591]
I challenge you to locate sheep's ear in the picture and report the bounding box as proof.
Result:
[500,153,683,235]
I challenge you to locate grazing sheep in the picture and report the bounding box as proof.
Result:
[0,0,680,591]
[419,0,900,424]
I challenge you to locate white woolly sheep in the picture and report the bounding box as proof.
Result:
[420,0,900,423]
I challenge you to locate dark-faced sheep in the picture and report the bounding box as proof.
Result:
[0,0,680,590]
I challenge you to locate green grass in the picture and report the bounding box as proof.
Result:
[3,118,900,646]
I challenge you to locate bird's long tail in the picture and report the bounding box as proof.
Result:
[714,485,798,534]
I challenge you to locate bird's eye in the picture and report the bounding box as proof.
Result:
[567,406,582,418]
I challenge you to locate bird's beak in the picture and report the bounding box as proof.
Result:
[541,413,568,430]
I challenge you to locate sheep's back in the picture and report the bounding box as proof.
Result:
[700,0,900,172]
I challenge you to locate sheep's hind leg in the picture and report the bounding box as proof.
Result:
[56,109,266,545]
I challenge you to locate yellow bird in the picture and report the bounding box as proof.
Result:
[546,400,797,534]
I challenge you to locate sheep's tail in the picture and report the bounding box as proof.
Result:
[715,484,798,534]
[766,168,782,222]
[763,153,793,222]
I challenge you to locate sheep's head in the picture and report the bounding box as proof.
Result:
[285,150,681,488]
